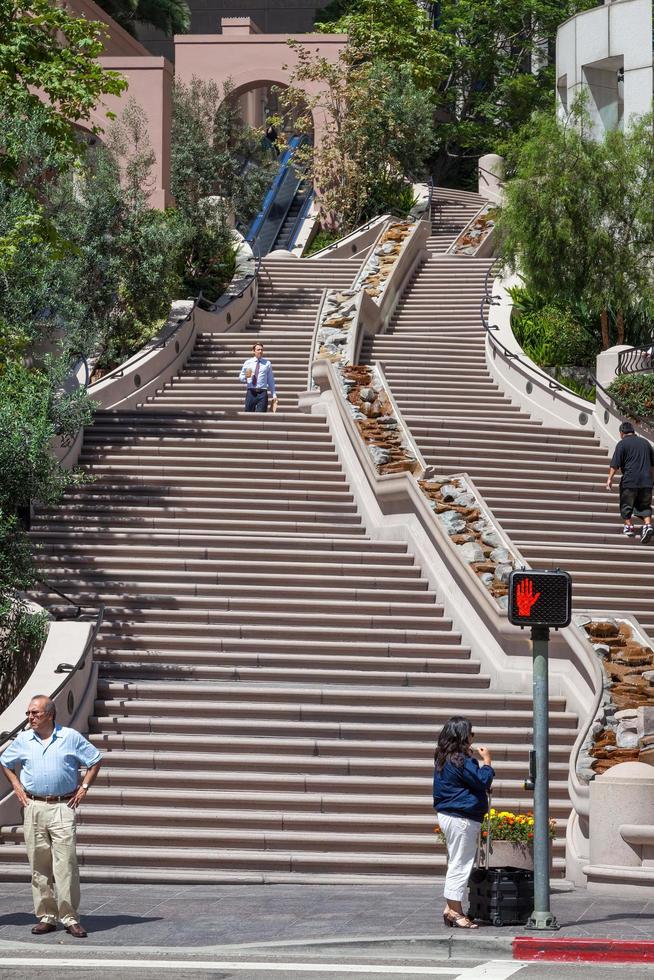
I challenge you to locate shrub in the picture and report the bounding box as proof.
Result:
[512,303,599,368]
[606,373,654,423]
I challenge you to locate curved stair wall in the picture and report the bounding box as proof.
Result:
[486,273,595,430]
[0,613,101,826]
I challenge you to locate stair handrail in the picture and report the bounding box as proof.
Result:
[482,260,568,393]
[89,303,197,386]
[0,601,104,747]
[615,342,654,377]
[592,371,654,433]
[306,287,332,390]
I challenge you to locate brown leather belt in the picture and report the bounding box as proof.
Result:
[26,791,76,803]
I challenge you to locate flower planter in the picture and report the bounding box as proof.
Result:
[484,840,534,870]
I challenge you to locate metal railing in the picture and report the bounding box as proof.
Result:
[481,260,566,393]
[88,305,196,386]
[195,239,262,313]
[593,371,654,431]
[616,343,654,377]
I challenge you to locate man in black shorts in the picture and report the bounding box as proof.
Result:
[606,421,654,542]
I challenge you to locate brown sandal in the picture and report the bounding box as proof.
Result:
[443,909,479,929]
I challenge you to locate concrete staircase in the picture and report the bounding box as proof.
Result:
[365,195,654,656]
[427,188,486,253]
[0,211,579,881]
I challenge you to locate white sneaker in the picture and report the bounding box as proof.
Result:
[641,525,654,544]
[623,524,636,536]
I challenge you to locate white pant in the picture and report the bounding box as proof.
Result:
[437,812,481,903]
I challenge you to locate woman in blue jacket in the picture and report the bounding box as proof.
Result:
[433,716,494,928]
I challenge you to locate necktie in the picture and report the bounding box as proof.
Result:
[252,360,260,387]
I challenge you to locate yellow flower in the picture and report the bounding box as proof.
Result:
[490,808,496,816]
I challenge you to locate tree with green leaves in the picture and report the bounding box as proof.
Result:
[316,0,446,91]
[171,78,275,224]
[94,0,191,37]
[0,0,126,266]
[279,44,436,233]
[317,0,597,180]
[498,104,654,351]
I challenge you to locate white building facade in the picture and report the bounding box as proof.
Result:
[556,0,653,136]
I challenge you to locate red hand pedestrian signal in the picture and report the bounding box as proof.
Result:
[508,569,572,628]
[516,578,541,617]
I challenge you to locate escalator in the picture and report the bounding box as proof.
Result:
[246,136,313,256]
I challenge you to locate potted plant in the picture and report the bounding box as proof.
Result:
[435,809,556,870]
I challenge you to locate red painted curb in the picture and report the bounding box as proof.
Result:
[513,937,654,963]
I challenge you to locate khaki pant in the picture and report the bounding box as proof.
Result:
[23,800,80,925]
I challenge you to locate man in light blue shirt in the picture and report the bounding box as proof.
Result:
[239,342,277,412]
[1,695,102,938]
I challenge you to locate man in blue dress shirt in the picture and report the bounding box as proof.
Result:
[0,695,102,937]
[239,342,277,412]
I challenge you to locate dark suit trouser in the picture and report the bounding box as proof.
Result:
[245,389,268,412]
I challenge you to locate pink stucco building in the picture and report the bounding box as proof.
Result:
[68,2,345,208]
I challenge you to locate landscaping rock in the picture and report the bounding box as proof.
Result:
[490,547,511,565]
[358,387,376,402]
[454,492,476,509]
[494,563,513,585]
[480,572,495,587]
[439,510,467,535]
[439,484,460,502]
[616,727,640,749]
[459,541,485,564]
[368,445,391,467]
[481,527,501,548]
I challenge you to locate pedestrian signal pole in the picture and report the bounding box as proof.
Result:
[509,569,572,932]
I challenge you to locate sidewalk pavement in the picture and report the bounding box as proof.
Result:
[0,879,652,951]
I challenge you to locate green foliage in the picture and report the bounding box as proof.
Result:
[94,0,190,36]
[606,374,654,424]
[317,0,446,90]
[181,209,237,304]
[1,101,187,372]
[0,362,91,515]
[509,288,601,368]
[0,512,49,701]
[0,0,126,267]
[304,230,342,256]
[0,596,48,699]
[171,78,276,224]
[317,0,597,179]
[280,46,436,233]
[499,104,654,350]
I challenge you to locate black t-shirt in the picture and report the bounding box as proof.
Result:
[610,434,654,488]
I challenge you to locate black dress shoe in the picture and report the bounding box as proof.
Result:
[31,921,56,935]
[65,922,87,938]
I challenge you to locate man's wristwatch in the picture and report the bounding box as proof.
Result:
[81,783,89,791]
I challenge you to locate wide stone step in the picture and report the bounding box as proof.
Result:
[89,715,577,746]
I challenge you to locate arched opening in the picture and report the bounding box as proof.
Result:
[226,79,315,147]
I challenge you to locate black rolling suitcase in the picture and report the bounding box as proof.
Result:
[468,866,534,927]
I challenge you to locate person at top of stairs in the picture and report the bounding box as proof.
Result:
[606,420,654,543]
[239,342,277,413]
